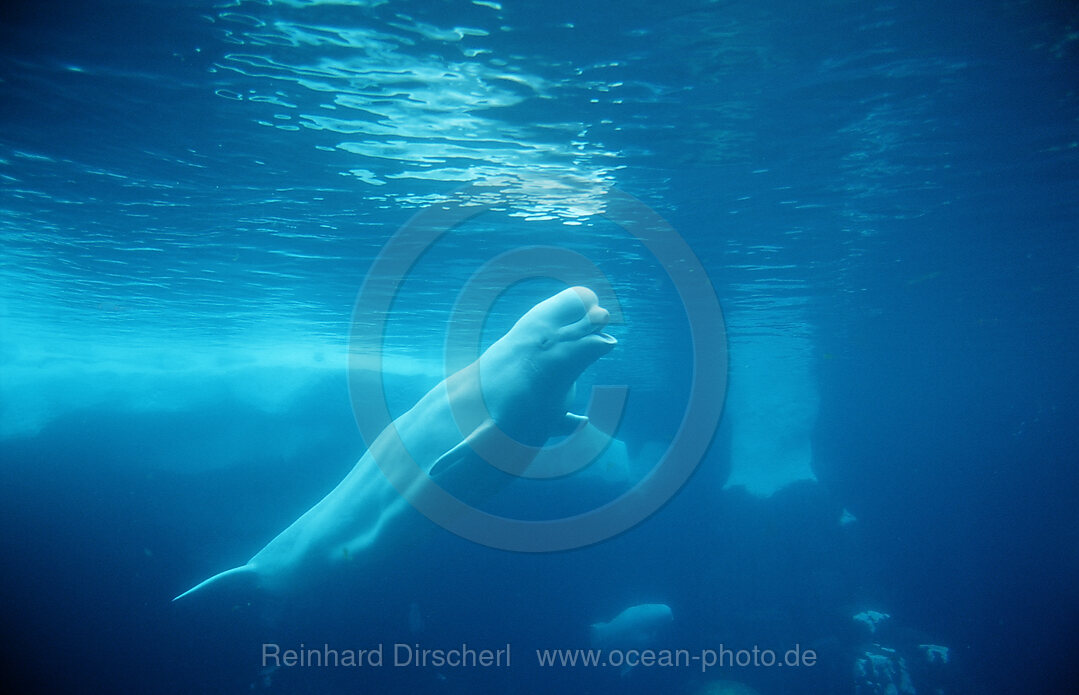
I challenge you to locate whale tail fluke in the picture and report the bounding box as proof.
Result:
[173,564,258,602]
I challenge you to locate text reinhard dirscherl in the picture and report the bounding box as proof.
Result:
[262,643,511,669]
[261,643,818,673]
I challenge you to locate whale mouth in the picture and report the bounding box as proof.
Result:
[585,302,615,342]
[556,317,616,348]
[592,328,617,345]
[542,287,617,347]
[582,302,617,345]
[582,307,616,345]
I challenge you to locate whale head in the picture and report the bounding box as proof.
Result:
[509,286,617,380]
[460,286,617,451]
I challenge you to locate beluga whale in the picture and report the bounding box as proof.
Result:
[174,286,617,601]
[591,603,674,651]
[591,603,674,675]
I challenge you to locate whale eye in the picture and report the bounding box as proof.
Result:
[539,336,553,350]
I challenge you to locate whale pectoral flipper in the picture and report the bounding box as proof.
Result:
[428,418,534,479]
[173,564,258,602]
[554,412,589,436]
[429,424,494,479]
[429,417,537,483]
[430,413,592,480]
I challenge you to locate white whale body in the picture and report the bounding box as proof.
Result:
[591,603,674,651]
[175,287,616,601]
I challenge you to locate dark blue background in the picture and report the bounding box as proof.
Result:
[2,1,1077,693]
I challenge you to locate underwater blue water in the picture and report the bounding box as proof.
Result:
[2,0,1078,693]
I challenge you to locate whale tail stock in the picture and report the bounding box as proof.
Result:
[173,564,258,602]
